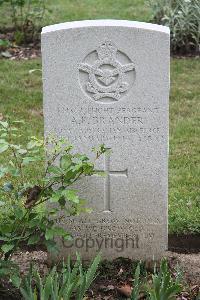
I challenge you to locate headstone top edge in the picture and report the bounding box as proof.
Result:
[42,19,170,35]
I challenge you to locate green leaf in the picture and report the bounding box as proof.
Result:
[0,133,7,138]
[22,156,38,165]
[0,121,8,128]
[17,149,27,155]
[51,227,69,239]
[45,228,54,240]
[8,167,20,177]
[0,167,8,178]
[0,200,5,206]
[64,189,80,203]
[1,243,15,254]
[45,226,69,241]
[27,140,38,150]
[0,39,10,48]
[0,143,8,153]
[9,160,15,167]
[15,207,24,220]
[48,165,63,175]
[28,234,40,245]
[0,138,7,143]
[10,127,18,131]
[58,197,66,207]
[64,234,73,241]
[29,218,40,228]
[60,154,72,170]
[10,144,21,150]
[49,190,62,202]
[0,224,12,234]
[85,253,101,291]
[28,212,38,220]
[84,208,93,214]
[11,274,21,288]
[0,236,10,241]
[74,154,89,161]
[44,240,58,253]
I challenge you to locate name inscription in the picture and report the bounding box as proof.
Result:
[57,102,164,143]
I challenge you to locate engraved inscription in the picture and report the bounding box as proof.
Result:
[61,216,164,252]
[56,102,163,144]
[95,150,128,212]
[79,40,135,103]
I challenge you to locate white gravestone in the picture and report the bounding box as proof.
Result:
[42,20,170,260]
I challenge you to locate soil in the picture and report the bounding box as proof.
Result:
[0,30,199,61]
[169,234,200,254]
[0,250,199,300]
[0,31,41,60]
[167,251,200,285]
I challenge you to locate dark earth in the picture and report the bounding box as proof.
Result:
[0,247,199,300]
[0,30,199,61]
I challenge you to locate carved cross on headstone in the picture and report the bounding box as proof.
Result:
[97,150,128,212]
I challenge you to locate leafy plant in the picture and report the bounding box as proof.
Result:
[0,119,106,260]
[0,39,12,58]
[0,39,11,50]
[128,259,182,300]
[130,261,143,299]
[0,259,20,282]
[146,258,181,300]
[0,0,47,44]
[149,0,200,55]
[11,253,101,300]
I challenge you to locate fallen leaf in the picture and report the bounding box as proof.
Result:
[117,284,132,297]
[29,68,42,74]
[138,292,146,300]
[87,288,94,297]
[99,284,115,292]
[191,285,199,294]
[181,292,190,297]
[1,50,12,58]
[117,267,124,276]
[107,285,115,291]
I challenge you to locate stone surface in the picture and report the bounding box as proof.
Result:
[42,20,170,260]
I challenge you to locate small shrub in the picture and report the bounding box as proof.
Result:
[149,0,200,55]
[0,119,106,260]
[0,39,11,58]
[130,261,143,299]
[0,0,47,44]
[0,39,11,50]
[130,259,182,300]
[11,253,101,300]
[146,258,182,300]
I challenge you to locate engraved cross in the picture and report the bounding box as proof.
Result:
[97,150,128,212]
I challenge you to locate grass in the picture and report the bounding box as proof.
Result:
[0,57,199,234]
[0,0,151,29]
[0,0,199,235]
[0,60,43,138]
[169,58,200,234]
[46,0,151,24]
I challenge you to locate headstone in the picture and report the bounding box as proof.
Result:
[42,20,170,260]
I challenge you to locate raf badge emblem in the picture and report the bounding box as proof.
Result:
[78,40,136,103]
